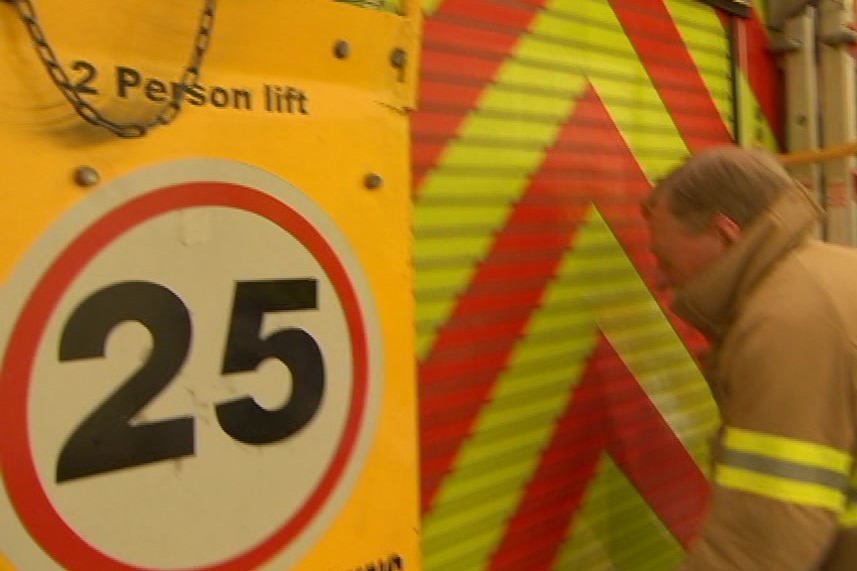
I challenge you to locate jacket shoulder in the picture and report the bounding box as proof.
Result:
[738,240,857,341]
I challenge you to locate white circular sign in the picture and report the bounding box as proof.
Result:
[0,159,382,571]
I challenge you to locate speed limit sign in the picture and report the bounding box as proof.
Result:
[0,159,382,571]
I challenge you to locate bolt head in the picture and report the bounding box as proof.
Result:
[74,166,100,187]
[334,40,350,59]
[364,173,383,190]
[390,48,407,68]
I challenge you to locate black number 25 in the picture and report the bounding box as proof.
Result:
[55,279,325,483]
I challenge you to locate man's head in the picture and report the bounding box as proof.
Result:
[642,146,794,288]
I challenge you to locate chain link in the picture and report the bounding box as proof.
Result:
[6,0,217,138]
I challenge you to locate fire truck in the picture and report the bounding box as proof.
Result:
[0,1,853,570]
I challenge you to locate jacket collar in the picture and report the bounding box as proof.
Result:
[671,184,822,341]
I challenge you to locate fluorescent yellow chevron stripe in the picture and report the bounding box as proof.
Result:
[666,0,778,151]
[416,0,695,359]
[664,0,733,133]
[737,74,778,149]
[420,0,443,15]
[553,455,684,571]
[421,205,602,570]
[416,0,597,359]
[518,1,690,179]
[580,4,689,180]
[423,206,714,569]
[754,0,770,30]
[588,212,717,468]
[0,554,14,571]
[554,515,615,571]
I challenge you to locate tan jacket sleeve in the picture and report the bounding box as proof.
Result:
[680,302,855,571]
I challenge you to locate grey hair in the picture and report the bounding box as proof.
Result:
[650,146,797,232]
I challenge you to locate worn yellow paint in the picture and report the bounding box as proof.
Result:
[0,1,420,570]
[336,0,402,12]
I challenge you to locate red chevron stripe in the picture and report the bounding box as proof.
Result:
[418,227,580,513]
[412,1,549,194]
[486,89,709,570]
[611,0,734,151]
[599,348,710,549]
[419,77,708,511]
[438,0,540,28]
[489,336,709,571]
[417,84,603,513]
[488,364,609,571]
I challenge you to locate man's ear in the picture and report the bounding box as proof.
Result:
[712,213,741,245]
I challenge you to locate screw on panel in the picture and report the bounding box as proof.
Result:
[334,40,351,59]
[74,166,100,187]
[364,173,383,190]
[390,48,407,69]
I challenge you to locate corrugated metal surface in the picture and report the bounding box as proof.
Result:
[413,0,742,570]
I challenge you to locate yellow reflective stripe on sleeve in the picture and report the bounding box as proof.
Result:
[718,427,854,511]
[716,465,846,511]
[724,427,851,474]
[840,505,857,527]
[839,473,857,527]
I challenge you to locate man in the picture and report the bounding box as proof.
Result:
[642,145,857,570]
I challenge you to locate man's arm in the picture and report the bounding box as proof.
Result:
[681,306,854,571]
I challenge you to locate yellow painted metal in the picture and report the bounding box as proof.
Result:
[0,1,421,570]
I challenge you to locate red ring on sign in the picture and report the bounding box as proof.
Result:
[0,182,370,571]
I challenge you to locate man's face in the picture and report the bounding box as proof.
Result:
[643,197,730,288]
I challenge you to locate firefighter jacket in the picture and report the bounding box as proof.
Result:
[671,183,857,571]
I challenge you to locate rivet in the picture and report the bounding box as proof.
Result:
[364,173,383,190]
[334,40,351,59]
[390,47,407,69]
[74,166,100,187]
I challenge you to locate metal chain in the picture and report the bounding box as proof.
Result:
[6,0,217,138]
